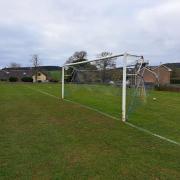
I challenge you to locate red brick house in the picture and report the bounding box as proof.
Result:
[152,65,172,84]
[140,65,172,85]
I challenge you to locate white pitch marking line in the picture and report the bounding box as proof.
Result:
[125,122,180,146]
[26,86,60,99]
[26,86,180,147]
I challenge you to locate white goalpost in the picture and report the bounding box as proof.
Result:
[122,53,127,122]
[62,65,64,99]
[61,52,145,122]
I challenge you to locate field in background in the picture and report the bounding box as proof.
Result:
[47,70,61,81]
[0,83,180,179]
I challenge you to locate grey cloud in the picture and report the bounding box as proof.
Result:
[0,0,179,68]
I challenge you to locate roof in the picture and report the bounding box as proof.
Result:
[140,67,158,79]
[0,69,49,80]
[2,66,61,71]
[151,64,172,72]
[38,71,48,77]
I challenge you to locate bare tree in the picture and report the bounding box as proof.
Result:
[95,52,116,83]
[31,54,40,82]
[9,62,21,68]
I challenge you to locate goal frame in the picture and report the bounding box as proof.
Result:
[61,52,143,122]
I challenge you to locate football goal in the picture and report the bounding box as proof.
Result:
[62,53,147,122]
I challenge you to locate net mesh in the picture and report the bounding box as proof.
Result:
[64,55,147,119]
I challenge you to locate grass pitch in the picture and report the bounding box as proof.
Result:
[0,83,180,179]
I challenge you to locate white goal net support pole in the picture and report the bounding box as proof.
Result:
[61,52,144,122]
[122,53,127,122]
[62,66,64,99]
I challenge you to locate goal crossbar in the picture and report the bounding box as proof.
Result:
[64,53,143,67]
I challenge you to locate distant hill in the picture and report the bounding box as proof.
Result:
[2,66,61,71]
[164,63,180,69]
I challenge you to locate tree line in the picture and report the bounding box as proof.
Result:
[65,51,117,83]
[7,51,116,83]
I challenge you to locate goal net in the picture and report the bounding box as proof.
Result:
[62,53,147,121]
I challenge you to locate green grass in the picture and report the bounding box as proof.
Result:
[0,83,180,179]
[47,70,61,81]
[65,83,180,142]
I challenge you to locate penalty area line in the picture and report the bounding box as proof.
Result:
[26,86,180,147]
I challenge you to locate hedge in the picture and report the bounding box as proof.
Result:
[21,77,33,82]
[170,79,180,84]
[9,77,18,82]
[155,84,180,92]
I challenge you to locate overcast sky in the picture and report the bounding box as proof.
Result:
[0,0,180,68]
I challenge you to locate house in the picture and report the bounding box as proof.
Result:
[0,69,49,82]
[0,70,9,80]
[152,64,172,84]
[32,71,49,82]
[140,67,158,85]
[140,64,172,85]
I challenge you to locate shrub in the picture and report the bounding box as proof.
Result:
[21,77,33,82]
[49,79,59,83]
[155,84,180,92]
[170,79,180,84]
[9,77,18,82]
[0,79,7,81]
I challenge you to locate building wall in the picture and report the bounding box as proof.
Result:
[141,68,157,84]
[32,72,47,82]
[153,66,171,84]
